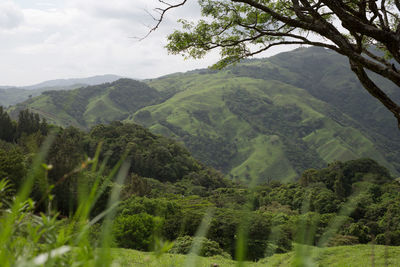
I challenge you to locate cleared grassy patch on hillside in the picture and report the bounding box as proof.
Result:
[111,244,400,267]
[262,244,400,267]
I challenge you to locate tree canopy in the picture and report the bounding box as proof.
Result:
[152,0,400,127]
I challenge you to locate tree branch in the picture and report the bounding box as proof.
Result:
[350,59,400,128]
[231,0,322,31]
[139,0,187,40]
[363,49,393,69]
[323,0,396,42]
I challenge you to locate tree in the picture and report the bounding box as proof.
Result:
[16,109,47,138]
[0,145,26,189]
[112,213,163,250]
[152,0,400,127]
[0,107,16,142]
[47,126,85,214]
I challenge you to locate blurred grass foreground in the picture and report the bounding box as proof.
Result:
[1,121,400,266]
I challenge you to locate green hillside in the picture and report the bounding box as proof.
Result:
[111,244,400,266]
[0,84,84,107]
[0,74,122,107]
[8,48,400,182]
[9,79,163,129]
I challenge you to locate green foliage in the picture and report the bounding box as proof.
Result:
[43,126,86,214]
[300,159,393,199]
[0,106,16,142]
[86,122,200,182]
[16,109,47,138]
[107,79,161,112]
[0,179,14,210]
[0,143,26,189]
[2,101,400,264]
[0,108,48,144]
[345,223,371,244]
[113,213,163,251]
[170,236,230,258]
[0,116,399,265]
[327,235,359,246]
[0,141,117,266]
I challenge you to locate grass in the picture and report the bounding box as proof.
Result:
[84,92,127,126]
[111,248,260,267]
[230,135,297,183]
[110,244,400,267]
[262,244,400,267]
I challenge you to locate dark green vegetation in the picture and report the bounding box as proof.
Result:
[9,47,400,183]
[1,110,400,264]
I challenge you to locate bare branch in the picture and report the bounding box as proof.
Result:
[368,0,386,29]
[381,0,390,29]
[322,0,396,43]
[291,0,313,22]
[139,0,187,41]
[363,48,393,69]
[395,0,400,12]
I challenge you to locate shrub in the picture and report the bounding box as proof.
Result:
[112,213,163,250]
[345,222,371,243]
[170,236,230,258]
[376,231,400,246]
[327,235,359,246]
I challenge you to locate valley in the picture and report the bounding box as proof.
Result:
[7,47,400,183]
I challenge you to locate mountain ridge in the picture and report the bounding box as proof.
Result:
[7,47,400,182]
[0,74,125,107]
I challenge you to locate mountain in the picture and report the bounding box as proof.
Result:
[9,79,162,128]
[21,74,123,90]
[0,85,83,108]
[0,74,124,107]
[9,48,400,182]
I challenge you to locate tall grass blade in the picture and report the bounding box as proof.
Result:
[183,208,214,267]
[95,160,130,267]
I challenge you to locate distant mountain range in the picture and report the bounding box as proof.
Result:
[7,48,400,182]
[0,74,123,107]
[21,74,124,90]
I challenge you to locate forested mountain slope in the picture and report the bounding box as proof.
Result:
[9,79,163,128]
[0,74,122,107]
[9,47,400,182]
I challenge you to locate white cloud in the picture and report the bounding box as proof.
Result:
[0,1,24,30]
[0,0,292,86]
[0,0,220,86]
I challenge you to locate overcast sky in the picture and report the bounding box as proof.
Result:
[0,0,296,86]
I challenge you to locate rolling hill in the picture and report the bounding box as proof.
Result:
[9,79,161,128]
[0,74,123,107]
[9,47,400,182]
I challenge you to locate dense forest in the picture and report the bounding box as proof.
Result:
[1,107,399,262]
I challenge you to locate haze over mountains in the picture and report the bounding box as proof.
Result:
[0,74,123,107]
[5,47,400,182]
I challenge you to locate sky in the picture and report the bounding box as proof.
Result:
[0,0,296,86]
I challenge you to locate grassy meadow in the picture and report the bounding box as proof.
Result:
[111,244,400,266]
